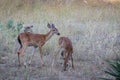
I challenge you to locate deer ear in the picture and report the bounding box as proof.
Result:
[24,26,29,29]
[30,25,33,28]
[51,24,55,28]
[47,23,51,28]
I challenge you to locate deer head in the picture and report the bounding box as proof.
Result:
[24,25,33,33]
[47,23,60,35]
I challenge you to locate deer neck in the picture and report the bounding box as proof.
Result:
[45,30,54,42]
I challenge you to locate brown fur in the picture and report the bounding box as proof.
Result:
[17,23,60,66]
[57,37,74,71]
[58,37,74,70]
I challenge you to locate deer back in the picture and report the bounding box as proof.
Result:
[59,37,73,53]
[19,33,46,46]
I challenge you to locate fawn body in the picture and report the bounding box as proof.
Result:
[17,23,60,66]
[53,37,74,71]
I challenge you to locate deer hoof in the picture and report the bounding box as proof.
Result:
[63,67,67,71]
[42,63,45,67]
[23,62,27,68]
[28,61,31,65]
[18,64,21,67]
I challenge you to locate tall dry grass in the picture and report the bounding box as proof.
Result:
[0,0,120,80]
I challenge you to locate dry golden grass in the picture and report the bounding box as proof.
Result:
[0,0,120,80]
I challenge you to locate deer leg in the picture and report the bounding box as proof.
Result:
[17,44,22,66]
[58,48,65,60]
[39,47,45,66]
[60,50,66,66]
[20,44,27,67]
[63,53,69,71]
[60,50,65,60]
[17,51,21,66]
[28,47,36,65]
[71,54,74,69]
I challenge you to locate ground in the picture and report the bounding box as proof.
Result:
[0,0,120,80]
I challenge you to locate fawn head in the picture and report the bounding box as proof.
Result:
[47,23,60,35]
[24,25,33,33]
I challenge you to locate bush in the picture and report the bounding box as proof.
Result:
[5,20,24,38]
[16,21,23,32]
[6,20,14,29]
[0,23,3,31]
[101,57,120,80]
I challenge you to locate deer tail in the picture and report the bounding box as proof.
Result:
[17,35,22,49]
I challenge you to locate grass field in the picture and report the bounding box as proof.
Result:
[0,0,120,80]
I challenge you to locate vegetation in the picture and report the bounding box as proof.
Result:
[0,0,120,80]
[101,57,120,80]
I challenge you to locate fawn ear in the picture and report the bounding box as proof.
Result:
[24,26,29,29]
[51,24,55,28]
[30,25,33,28]
[47,23,51,28]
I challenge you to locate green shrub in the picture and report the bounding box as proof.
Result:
[0,23,3,31]
[16,21,23,32]
[6,20,14,29]
[5,21,24,38]
[101,57,120,80]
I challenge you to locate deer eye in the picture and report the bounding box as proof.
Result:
[53,30,56,31]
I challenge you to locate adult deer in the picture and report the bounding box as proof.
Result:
[53,37,74,71]
[17,23,60,67]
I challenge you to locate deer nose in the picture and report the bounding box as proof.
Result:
[57,33,60,35]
